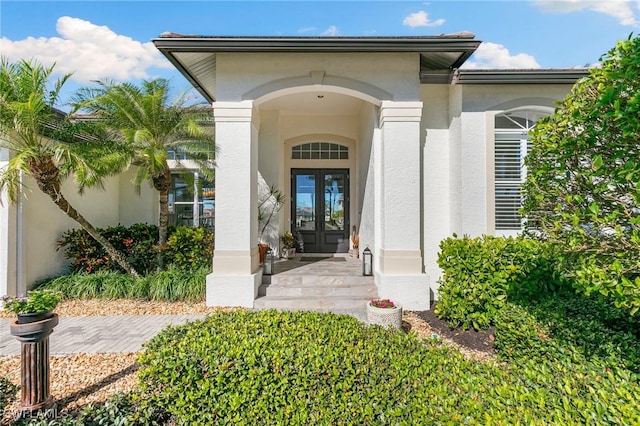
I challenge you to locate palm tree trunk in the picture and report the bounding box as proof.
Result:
[29,158,140,277]
[53,194,141,278]
[153,169,171,270]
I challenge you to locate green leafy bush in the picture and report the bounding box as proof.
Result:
[58,224,214,275]
[0,376,18,414]
[497,294,640,372]
[162,226,214,271]
[36,267,208,302]
[57,223,159,275]
[12,392,167,426]
[522,35,640,314]
[136,310,640,424]
[435,235,561,330]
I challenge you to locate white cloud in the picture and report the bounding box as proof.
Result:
[0,16,172,83]
[534,0,639,26]
[320,25,340,36]
[402,10,445,28]
[297,27,317,34]
[462,42,541,69]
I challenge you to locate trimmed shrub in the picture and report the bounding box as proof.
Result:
[496,295,640,372]
[162,226,214,271]
[435,234,561,330]
[136,310,640,424]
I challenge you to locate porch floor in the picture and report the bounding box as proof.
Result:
[255,253,377,322]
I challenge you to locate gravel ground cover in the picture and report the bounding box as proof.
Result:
[1,299,491,424]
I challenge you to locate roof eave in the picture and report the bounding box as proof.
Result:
[454,69,590,84]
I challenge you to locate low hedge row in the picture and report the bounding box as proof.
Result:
[35,267,208,302]
[435,235,563,330]
[57,224,213,275]
[496,295,640,373]
[131,310,640,425]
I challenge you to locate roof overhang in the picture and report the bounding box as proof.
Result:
[153,35,482,102]
[454,69,590,84]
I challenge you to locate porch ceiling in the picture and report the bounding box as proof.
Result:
[153,34,482,103]
[261,91,363,116]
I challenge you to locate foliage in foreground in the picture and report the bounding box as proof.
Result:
[35,267,208,302]
[57,224,213,275]
[495,294,640,373]
[0,376,18,414]
[130,310,640,425]
[522,35,640,314]
[435,234,561,330]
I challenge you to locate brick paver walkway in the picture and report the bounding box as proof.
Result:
[0,315,206,356]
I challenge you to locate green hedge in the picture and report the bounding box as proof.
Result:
[36,267,208,302]
[57,224,214,275]
[496,296,640,372]
[435,235,562,330]
[133,310,640,425]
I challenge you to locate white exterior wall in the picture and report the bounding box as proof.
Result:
[21,175,121,287]
[421,84,452,299]
[118,168,157,226]
[215,52,418,102]
[420,83,575,299]
[356,103,378,255]
[457,84,574,239]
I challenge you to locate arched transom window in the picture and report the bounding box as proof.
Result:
[292,142,349,160]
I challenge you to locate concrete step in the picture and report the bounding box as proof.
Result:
[262,274,374,286]
[258,282,377,298]
[253,296,372,311]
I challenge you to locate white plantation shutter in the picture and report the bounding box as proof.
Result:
[494,133,527,230]
[494,110,544,233]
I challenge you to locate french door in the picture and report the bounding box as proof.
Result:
[292,169,349,253]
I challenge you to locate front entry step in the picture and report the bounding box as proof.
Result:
[253,256,376,320]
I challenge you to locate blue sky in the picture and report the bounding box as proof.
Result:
[1,0,639,99]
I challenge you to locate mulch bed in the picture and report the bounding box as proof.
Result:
[413,302,495,356]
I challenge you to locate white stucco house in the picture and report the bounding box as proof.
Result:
[0,33,587,310]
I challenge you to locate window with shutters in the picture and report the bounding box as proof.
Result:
[494,109,549,234]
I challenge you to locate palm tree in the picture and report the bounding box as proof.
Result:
[0,58,140,276]
[72,79,215,268]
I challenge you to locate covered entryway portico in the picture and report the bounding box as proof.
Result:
[153,35,480,310]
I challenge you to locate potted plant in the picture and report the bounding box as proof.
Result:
[367,298,403,330]
[258,185,285,264]
[280,231,296,259]
[2,289,63,324]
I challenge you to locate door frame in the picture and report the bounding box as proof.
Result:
[291,168,350,253]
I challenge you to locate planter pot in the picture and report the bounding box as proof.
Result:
[17,310,53,324]
[367,303,403,330]
[281,248,296,259]
[258,243,269,265]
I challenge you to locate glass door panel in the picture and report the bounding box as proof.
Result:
[292,169,349,253]
[295,174,316,231]
[324,174,345,231]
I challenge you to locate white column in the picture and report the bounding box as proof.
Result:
[375,101,430,310]
[0,148,19,298]
[206,101,262,307]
